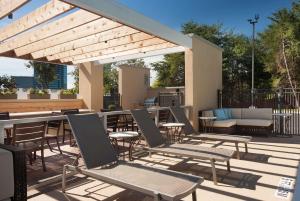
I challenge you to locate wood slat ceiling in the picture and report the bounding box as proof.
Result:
[0,0,182,65]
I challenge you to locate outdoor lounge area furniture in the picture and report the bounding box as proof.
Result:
[61,109,79,146]
[45,119,63,154]
[63,113,203,201]
[0,144,26,201]
[12,121,47,171]
[170,107,252,159]
[131,109,235,185]
[199,108,273,135]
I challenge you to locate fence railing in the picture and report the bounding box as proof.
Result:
[218,88,300,135]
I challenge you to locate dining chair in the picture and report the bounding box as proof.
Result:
[0,112,12,144]
[12,121,47,171]
[45,119,62,154]
[61,109,79,146]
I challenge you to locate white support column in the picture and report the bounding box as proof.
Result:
[118,65,150,109]
[78,61,103,111]
[185,34,223,131]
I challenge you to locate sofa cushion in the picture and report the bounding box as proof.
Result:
[236,119,273,127]
[214,109,227,120]
[0,149,14,200]
[213,120,236,128]
[223,108,232,119]
[242,108,272,120]
[231,108,242,119]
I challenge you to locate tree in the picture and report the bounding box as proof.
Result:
[25,61,57,89]
[151,53,184,87]
[103,63,118,94]
[69,67,79,93]
[151,21,271,90]
[0,75,16,90]
[260,1,300,106]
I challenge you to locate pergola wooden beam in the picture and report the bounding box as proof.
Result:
[60,37,167,63]
[70,42,177,64]
[46,32,154,61]
[97,46,185,64]
[0,9,100,54]
[0,0,29,20]
[0,0,74,42]
[14,18,122,56]
[61,0,192,48]
[31,26,139,59]
[72,43,185,64]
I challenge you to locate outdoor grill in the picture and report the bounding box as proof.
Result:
[144,97,158,107]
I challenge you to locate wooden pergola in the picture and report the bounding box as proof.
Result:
[0,0,190,65]
[0,0,223,129]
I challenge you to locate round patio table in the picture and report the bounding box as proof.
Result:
[272,113,292,136]
[199,116,216,133]
[161,123,185,143]
[109,131,139,161]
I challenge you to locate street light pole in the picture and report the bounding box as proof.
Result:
[248,14,259,108]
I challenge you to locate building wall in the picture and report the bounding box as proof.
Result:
[13,65,67,89]
[13,76,34,88]
[185,34,223,130]
[118,65,150,109]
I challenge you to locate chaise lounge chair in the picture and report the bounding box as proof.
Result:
[170,107,252,159]
[131,109,235,185]
[62,113,203,201]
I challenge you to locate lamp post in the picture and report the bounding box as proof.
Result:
[248,14,259,108]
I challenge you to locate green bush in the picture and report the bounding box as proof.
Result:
[60,89,76,95]
[29,88,49,95]
[0,88,17,95]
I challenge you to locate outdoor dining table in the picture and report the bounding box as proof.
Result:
[109,131,140,161]
[161,123,185,143]
[0,109,92,144]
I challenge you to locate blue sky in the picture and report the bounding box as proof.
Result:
[0,0,294,88]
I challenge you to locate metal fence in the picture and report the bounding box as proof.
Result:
[103,93,120,109]
[158,92,184,107]
[218,88,300,135]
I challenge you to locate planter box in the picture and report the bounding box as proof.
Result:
[27,94,50,99]
[0,94,17,99]
[58,94,77,99]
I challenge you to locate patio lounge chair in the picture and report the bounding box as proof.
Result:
[170,107,252,159]
[62,113,203,201]
[131,109,234,185]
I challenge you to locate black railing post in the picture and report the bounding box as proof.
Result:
[217,89,222,108]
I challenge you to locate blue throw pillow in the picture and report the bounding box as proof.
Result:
[223,108,232,119]
[214,109,227,120]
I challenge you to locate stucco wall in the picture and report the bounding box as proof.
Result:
[78,62,103,111]
[185,34,223,130]
[118,65,150,109]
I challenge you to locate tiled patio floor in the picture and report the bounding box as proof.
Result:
[27,135,300,201]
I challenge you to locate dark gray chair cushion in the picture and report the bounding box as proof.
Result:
[67,113,118,169]
[170,107,197,135]
[131,109,165,148]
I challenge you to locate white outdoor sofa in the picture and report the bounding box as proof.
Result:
[199,108,273,136]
